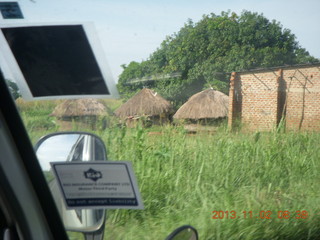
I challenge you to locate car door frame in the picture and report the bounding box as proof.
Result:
[0,70,69,240]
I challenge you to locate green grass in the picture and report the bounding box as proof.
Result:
[101,126,320,240]
[18,100,320,240]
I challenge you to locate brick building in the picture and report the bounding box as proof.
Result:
[228,63,320,131]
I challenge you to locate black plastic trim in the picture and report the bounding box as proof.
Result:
[0,167,29,239]
[165,225,199,240]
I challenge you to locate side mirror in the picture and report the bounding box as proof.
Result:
[165,225,198,240]
[34,132,107,237]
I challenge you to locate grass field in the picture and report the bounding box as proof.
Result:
[17,100,320,240]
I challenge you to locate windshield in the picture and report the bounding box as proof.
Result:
[2,1,320,240]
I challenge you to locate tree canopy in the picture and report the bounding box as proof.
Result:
[118,11,318,105]
[6,79,21,99]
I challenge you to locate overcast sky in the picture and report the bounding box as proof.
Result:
[2,0,320,82]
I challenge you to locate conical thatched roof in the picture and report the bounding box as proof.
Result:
[51,98,107,117]
[115,88,173,119]
[173,89,229,119]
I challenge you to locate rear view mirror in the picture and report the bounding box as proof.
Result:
[34,132,107,234]
[165,225,198,240]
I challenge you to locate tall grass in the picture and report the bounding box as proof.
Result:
[101,126,320,240]
[18,100,320,239]
[15,99,59,143]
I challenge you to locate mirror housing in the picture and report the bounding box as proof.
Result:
[165,225,198,240]
[34,132,107,233]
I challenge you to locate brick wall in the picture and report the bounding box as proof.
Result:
[284,66,320,131]
[228,64,320,131]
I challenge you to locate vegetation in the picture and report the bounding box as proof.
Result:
[9,7,320,240]
[13,11,320,239]
[103,126,320,240]
[118,11,319,106]
[16,99,59,134]
[6,79,21,99]
[18,100,320,240]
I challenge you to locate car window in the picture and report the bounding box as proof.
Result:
[94,137,106,161]
[70,137,84,162]
[2,1,320,240]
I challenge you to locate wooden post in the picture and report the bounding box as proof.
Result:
[276,69,286,129]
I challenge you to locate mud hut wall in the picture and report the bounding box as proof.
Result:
[229,64,320,131]
[283,66,320,131]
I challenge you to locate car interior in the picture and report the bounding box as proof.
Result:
[0,70,69,240]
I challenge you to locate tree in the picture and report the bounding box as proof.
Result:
[118,11,319,106]
[6,79,21,99]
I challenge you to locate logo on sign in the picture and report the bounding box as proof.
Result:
[84,168,102,182]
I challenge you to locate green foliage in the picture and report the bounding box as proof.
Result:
[6,79,21,99]
[118,10,319,103]
[20,103,320,239]
[17,100,58,132]
[101,126,320,239]
[43,171,55,183]
[22,113,57,131]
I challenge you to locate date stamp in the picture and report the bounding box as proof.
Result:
[211,210,309,220]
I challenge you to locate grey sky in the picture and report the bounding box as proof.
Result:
[2,0,320,81]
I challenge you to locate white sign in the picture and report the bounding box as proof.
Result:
[50,161,144,210]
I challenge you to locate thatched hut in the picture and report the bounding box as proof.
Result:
[115,88,173,126]
[173,89,229,124]
[51,98,111,130]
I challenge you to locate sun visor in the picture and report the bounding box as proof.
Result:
[0,22,119,100]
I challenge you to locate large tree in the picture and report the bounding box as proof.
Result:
[118,11,318,105]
